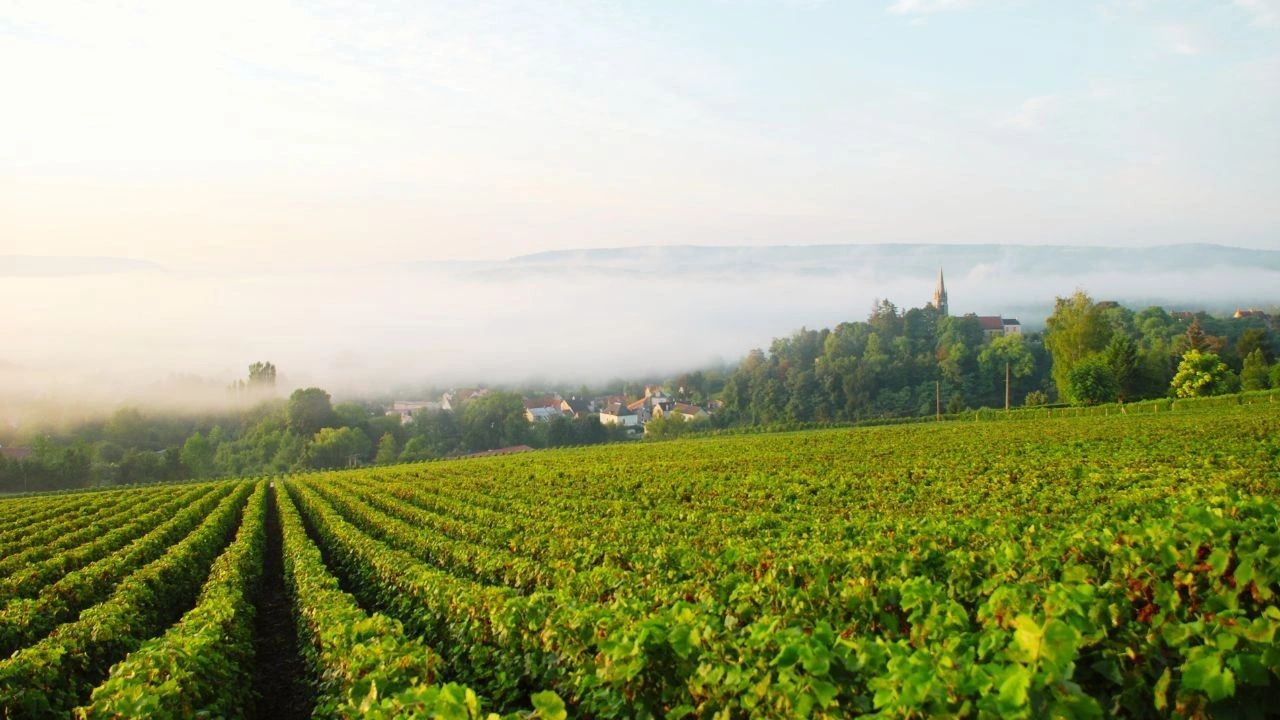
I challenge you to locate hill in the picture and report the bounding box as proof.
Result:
[0,401,1277,716]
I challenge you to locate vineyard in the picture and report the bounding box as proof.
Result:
[0,404,1277,718]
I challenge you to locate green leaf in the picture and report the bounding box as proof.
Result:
[1181,654,1236,702]
[1228,653,1269,687]
[774,644,801,669]
[1153,668,1171,713]
[530,691,567,720]
[669,625,697,658]
[810,679,839,708]
[997,665,1031,716]
[801,646,831,676]
[1011,616,1043,664]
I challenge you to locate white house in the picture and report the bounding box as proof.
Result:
[599,402,639,427]
[975,315,1021,341]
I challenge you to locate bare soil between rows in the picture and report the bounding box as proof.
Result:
[249,485,313,720]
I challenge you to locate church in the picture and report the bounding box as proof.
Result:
[931,269,1020,339]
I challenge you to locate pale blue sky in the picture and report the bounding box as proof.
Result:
[2,0,1277,268]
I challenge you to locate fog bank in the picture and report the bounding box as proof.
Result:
[2,243,1276,420]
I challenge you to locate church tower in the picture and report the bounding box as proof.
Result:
[932,268,948,316]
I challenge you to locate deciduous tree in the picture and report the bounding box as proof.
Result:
[979,334,1034,410]
[1170,350,1234,398]
[287,388,336,436]
[374,432,399,464]
[1045,292,1112,403]
[180,432,215,478]
[1240,349,1270,391]
[1066,356,1118,406]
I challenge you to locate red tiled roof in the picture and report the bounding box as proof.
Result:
[976,316,1004,331]
[603,402,636,416]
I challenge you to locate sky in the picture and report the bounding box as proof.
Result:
[2,1,1279,411]
[3,0,1278,270]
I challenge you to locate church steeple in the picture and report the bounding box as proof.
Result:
[933,268,948,316]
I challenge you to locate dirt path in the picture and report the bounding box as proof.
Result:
[250,484,313,720]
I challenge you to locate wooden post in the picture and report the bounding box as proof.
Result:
[1004,361,1011,412]
[936,380,941,421]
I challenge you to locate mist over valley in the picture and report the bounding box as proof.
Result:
[3,242,1275,421]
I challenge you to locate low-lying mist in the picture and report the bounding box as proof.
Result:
[3,243,1276,426]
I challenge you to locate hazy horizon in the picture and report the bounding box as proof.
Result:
[3,2,1278,417]
[3,242,1278,423]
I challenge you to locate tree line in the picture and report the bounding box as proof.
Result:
[716,292,1278,426]
[0,383,623,493]
[3,292,1277,492]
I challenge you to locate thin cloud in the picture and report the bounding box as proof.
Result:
[886,0,975,15]
[1158,24,1203,55]
[1234,0,1280,27]
[1000,95,1059,131]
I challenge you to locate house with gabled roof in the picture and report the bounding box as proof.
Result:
[654,403,709,422]
[442,388,489,412]
[970,315,1021,341]
[599,402,639,427]
[559,398,592,418]
[524,395,564,423]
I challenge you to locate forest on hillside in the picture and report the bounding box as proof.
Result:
[3,292,1277,493]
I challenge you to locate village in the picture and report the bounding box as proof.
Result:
[383,270,1038,436]
[388,385,721,438]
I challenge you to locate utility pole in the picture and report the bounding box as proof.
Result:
[1005,361,1011,412]
[935,380,941,420]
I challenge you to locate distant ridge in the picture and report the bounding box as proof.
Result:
[0,256,164,277]
[498,243,1280,277]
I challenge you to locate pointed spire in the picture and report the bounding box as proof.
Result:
[933,268,948,316]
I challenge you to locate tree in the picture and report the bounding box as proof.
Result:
[1102,334,1141,401]
[1024,390,1049,407]
[95,441,125,464]
[333,403,372,433]
[1066,356,1118,406]
[461,392,528,452]
[305,427,372,469]
[405,409,462,457]
[545,415,576,447]
[180,432,215,478]
[675,371,707,402]
[104,408,152,449]
[1184,318,1209,352]
[571,414,608,445]
[248,361,277,387]
[1240,348,1270,391]
[287,388,335,436]
[270,432,306,472]
[1236,328,1272,364]
[374,432,399,464]
[978,334,1034,410]
[1045,292,1113,403]
[1170,350,1234,398]
[118,448,163,484]
[399,436,433,462]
